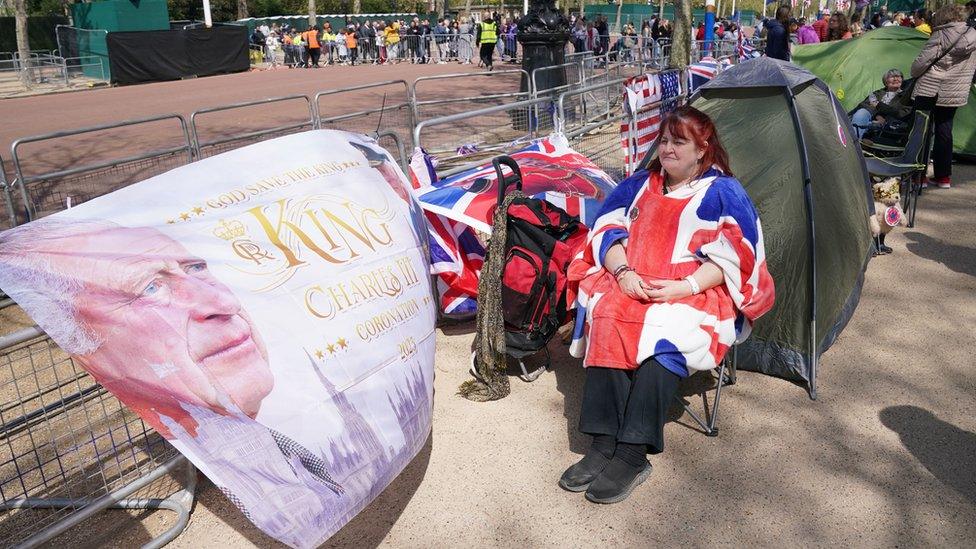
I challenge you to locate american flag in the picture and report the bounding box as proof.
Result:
[620,70,681,174]
[409,136,616,316]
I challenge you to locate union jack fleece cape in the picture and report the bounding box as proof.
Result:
[567,167,776,377]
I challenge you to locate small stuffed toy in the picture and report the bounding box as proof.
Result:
[869,177,907,254]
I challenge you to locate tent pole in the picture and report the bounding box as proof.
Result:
[783,88,818,401]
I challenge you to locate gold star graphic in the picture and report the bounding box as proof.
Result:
[179,212,190,221]
[314,349,324,359]
[337,337,348,350]
[326,343,336,355]
[192,206,204,215]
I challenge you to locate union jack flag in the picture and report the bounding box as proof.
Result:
[410,136,616,316]
[687,56,732,94]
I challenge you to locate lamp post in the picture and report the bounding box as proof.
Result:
[517,0,570,96]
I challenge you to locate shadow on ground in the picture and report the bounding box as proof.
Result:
[903,232,976,277]
[879,405,976,506]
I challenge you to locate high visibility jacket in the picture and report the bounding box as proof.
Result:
[304,30,320,48]
[480,21,498,44]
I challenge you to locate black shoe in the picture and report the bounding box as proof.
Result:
[558,449,611,492]
[584,456,652,504]
[879,244,893,254]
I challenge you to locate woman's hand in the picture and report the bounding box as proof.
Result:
[644,279,694,302]
[617,271,653,301]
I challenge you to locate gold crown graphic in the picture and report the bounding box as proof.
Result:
[213,219,246,241]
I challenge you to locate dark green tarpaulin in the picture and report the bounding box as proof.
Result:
[791,26,976,158]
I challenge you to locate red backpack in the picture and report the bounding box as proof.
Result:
[490,157,588,378]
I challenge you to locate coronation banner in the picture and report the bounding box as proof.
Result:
[0,130,436,548]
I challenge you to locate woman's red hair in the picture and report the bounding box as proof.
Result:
[648,105,733,178]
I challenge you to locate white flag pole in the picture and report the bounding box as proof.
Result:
[203,0,213,28]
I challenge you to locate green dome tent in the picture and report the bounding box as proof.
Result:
[640,58,873,398]
[791,26,976,158]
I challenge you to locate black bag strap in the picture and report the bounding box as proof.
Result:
[492,155,523,207]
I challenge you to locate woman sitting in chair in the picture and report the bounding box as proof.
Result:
[851,68,914,139]
[560,106,775,504]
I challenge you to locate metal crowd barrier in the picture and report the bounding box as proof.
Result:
[190,94,314,158]
[0,326,196,548]
[10,114,195,223]
[413,95,557,169]
[314,80,414,149]
[530,60,586,101]
[556,78,631,180]
[0,153,14,231]
[411,70,529,125]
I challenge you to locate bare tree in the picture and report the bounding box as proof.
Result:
[237,0,248,20]
[579,0,586,19]
[14,0,31,88]
[308,0,315,27]
[671,0,692,69]
[615,0,623,32]
[465,0,473,20]
[353,0,361,14]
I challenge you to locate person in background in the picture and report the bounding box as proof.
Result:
[911,4,976,189]
[850,17,865,38]
[376,21,388,64]
[764,5,792,61]
[420,19,432,64]
[346,25,359,66]
[385,20,401,64]
[264,28,279,68]
[813,10,830,42]
[597,15,610,55]
[322,23,336,65]
[827,12,853,41]
[476,11,499,71]
[915,9,932,35]
[303,25,321,68]
[573,18,587,52]
[434,18,449,63]
[797,18,821,44]
[334,29,347,65]
[282,29,295,67]
[850,68,912,139]
[292,29,306,68]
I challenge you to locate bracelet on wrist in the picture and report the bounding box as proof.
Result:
[684,274,701,295]
[612,265,634,280]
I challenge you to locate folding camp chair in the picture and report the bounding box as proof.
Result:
[863,109,932,229]
[673,347,737,437]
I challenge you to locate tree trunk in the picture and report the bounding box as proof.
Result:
[615,0,623,32]
[465,0,473,20]
[436,0,445,17]
[14,0,31,88]
[308,0,315,27]
[353,0,361,14]
[671,0,692,69]
[237,0,248,20]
